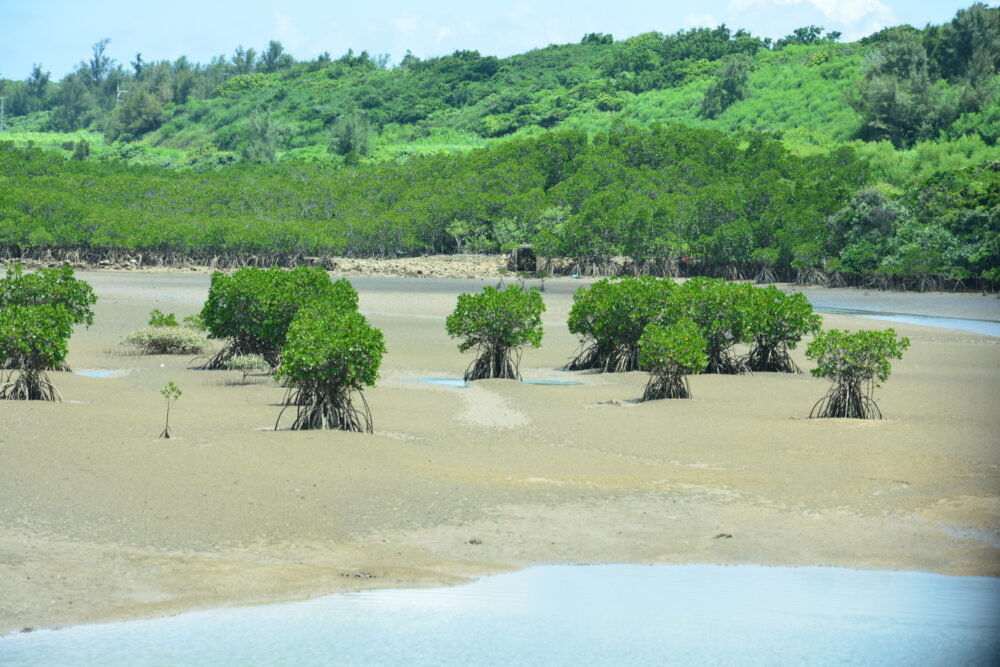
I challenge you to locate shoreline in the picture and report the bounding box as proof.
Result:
[6,557,1000,639]
[6,252,998,298]
[1,273,998,635]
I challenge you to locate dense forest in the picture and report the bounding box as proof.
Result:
[0,4,998,286]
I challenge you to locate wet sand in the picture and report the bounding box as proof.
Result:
[1,272,998,634]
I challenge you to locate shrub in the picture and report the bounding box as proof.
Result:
[805,328,910,419]
[199,266,358,368]
[446,285,545,381]
[275,305,386,432]
[182,313,206,331]
[148,309,180,327]
[224,354,272,383]
[638,319,708,400]
[0,304,73,400]
[744,287,822,373]
[567,276,675,372]
[121,326,207,354]
[0,263,97,327]
[0,263,96,371]
[666,278,754,374]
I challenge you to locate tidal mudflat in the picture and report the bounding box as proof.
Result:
[1,272,998,634]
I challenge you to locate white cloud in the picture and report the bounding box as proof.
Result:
[684,14,720,28]
[436,26,456,43]
[726,0,895,39]
[807,0,893,23]
[728,0,893,23]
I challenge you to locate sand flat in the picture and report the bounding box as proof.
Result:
[1,272,998,633]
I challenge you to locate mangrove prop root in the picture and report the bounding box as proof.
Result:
[565,343,640,373]
[275,389,373,433]
[2,355,71,372]
[465,345,521,381]
[0,370,61,401]
[641,373,691,401]
[754,266,778,284]
[809,379,884,420]
[745,345,801,374]
[565,344,606,371]
[199,341,244,370]
[703,350,749,375]
[200,340,278,371]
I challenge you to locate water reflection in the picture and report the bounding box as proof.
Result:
[4,564,998,666]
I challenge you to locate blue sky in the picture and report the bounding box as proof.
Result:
[1,0,995,80]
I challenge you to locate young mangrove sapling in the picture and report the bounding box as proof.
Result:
[159,382,182,438]
[638,319,708,400]
[199,266,357,369]
[566,276,675,372]
[0,305,73,401]
[667,277,753,374]
[744,287,822,373]
[275,306,385,432]
[0,263,96,371]
[446,285,545,381]
[805,328,910,419]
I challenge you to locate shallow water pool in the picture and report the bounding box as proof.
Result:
[406,377,582,388]
[3,564,998,666]
[814,306,1000,337]
[73,369,118,379]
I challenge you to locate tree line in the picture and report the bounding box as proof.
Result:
[1,122,995,285]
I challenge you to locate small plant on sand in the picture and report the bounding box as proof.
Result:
[0,263,96,370]
[121,326,207,354]
[147,309,180,327]
[224,354,271,383]
[567,276,675,372]
[744,287,822,373]
[666,277,753,375]
[159,382,182,438]
[446,285,545,381]
[0,305,73,401]
[275,305,386,432]
[182,313,206,331]
[805,328,910,419]
[638,319,708,400]
[200,266,358,369]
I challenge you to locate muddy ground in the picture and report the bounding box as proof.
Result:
[1,270,998,633]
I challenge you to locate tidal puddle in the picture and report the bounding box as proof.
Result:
[73,369,121,379]
[406,377,468,388]
[406,378,581,388]
[812,306,1000,337]
[523,379,581,386]
[3,564,997,666]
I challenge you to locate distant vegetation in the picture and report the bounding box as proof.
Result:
[0,4,997,286]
